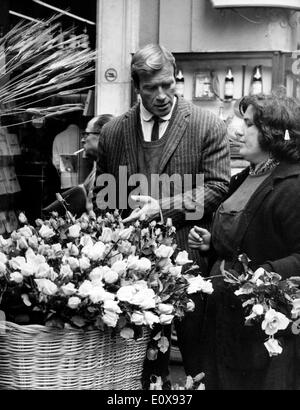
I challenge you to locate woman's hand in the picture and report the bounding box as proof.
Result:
[188,226,211,251]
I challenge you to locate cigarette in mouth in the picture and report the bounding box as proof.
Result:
[73,148,84,155]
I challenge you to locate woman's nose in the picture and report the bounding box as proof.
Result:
[235,129,244,139]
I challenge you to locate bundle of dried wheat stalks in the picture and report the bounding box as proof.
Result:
[0,15,96,126]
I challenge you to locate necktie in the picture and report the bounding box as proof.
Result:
[151,116,162,141]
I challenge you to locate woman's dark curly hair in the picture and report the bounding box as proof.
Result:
[239,93,300,162]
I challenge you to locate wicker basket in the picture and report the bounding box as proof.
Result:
[0,321,150,390]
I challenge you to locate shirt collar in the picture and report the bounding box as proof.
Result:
[140,96,177,122]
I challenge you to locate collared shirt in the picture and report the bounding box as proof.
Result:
[139,96,177,142]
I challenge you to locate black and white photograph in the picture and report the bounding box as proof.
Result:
[0,0,300,395]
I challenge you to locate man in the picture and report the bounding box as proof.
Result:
[44,114,114,216]
[93,44,230,385]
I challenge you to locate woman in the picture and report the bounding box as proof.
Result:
[188,93,300,390]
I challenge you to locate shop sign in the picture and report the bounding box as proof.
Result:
[105,68,118,82]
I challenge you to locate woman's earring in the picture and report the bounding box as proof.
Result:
[284,130,290,141]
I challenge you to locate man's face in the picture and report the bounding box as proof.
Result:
[82,121,100,160]
[136,63,176,117]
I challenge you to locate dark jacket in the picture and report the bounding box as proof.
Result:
[226,161,300,278]
[202,161,300,390]
[93,97,230,274]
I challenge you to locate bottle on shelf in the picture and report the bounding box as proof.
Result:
[218,104,226,122]
[251,65,263,95]
[224,67,234,101]
[175,69,184,97]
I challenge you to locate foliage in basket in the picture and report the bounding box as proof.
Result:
[0,209,213,351]
[221,254,300,357]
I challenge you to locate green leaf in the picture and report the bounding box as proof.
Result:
[71,315,86,328]
[45,317,65,329]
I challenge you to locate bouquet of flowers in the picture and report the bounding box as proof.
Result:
[0,208,213,354]
[221,254,300,357]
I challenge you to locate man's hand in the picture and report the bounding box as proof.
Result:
[122,195,161,223]
[188,226,211,252]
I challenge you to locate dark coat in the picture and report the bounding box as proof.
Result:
[202,161,300,390]
[226,161,300,277]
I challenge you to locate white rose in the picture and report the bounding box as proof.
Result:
[10,271,23,283]
[158,303,174,315]
[130,311,145,326]
[0,252,7,264]
[264,338,283,357]
[20,263,34,277]
[102,310,119,328]
[100,227,113,243]
[134,280,148,291]
[108,249,123,265]
[28,236,39,250]
[68,296,81,309]
[18,212,28,224]
[118,226,134,241]
[111,260,127,275]
[103,299,122,314]
[291,298,300,319]
[127,255,139,270]
[87,241,106,261]
[34,278,58,296]
[186,300,195,312]
[89,286,107,304]
[18,226,33,238]
[67,257,80,271]
[186,275,214,295]
[60,264,73,279]
[61,283,77,296]
[89,267,105,282]
[51,243,62,255]
[79,256,91,271]
[78,280,93,297]
[120,327,135,339]
[35,262,51,279]
[0,235,8,247]
[252,304,264,316]
[131,288,156,310]
[262,308,290,336]
[136,257,152,272]
[68,224,81,239]
[159,314,174,325]
[39,225,55,239]
[80,235,94,248]
[169,266,182,277]
[166,218,173,227]
[67,243,79,256]
[155,245,174,259]
[9,256,26,271]
[117,285,137,303]
[175,251,193,266]
[103,269,119,284]
[143,311,160,328]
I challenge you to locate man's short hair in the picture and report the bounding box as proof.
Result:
[131,43,176,88]
[89,114,114,133]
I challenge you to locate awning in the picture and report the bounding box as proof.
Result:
[210,0,300,10]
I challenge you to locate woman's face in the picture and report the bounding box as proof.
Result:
[239,105,269,164]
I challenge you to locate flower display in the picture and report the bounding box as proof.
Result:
[221,254,300,357]
[0,210,211,353]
